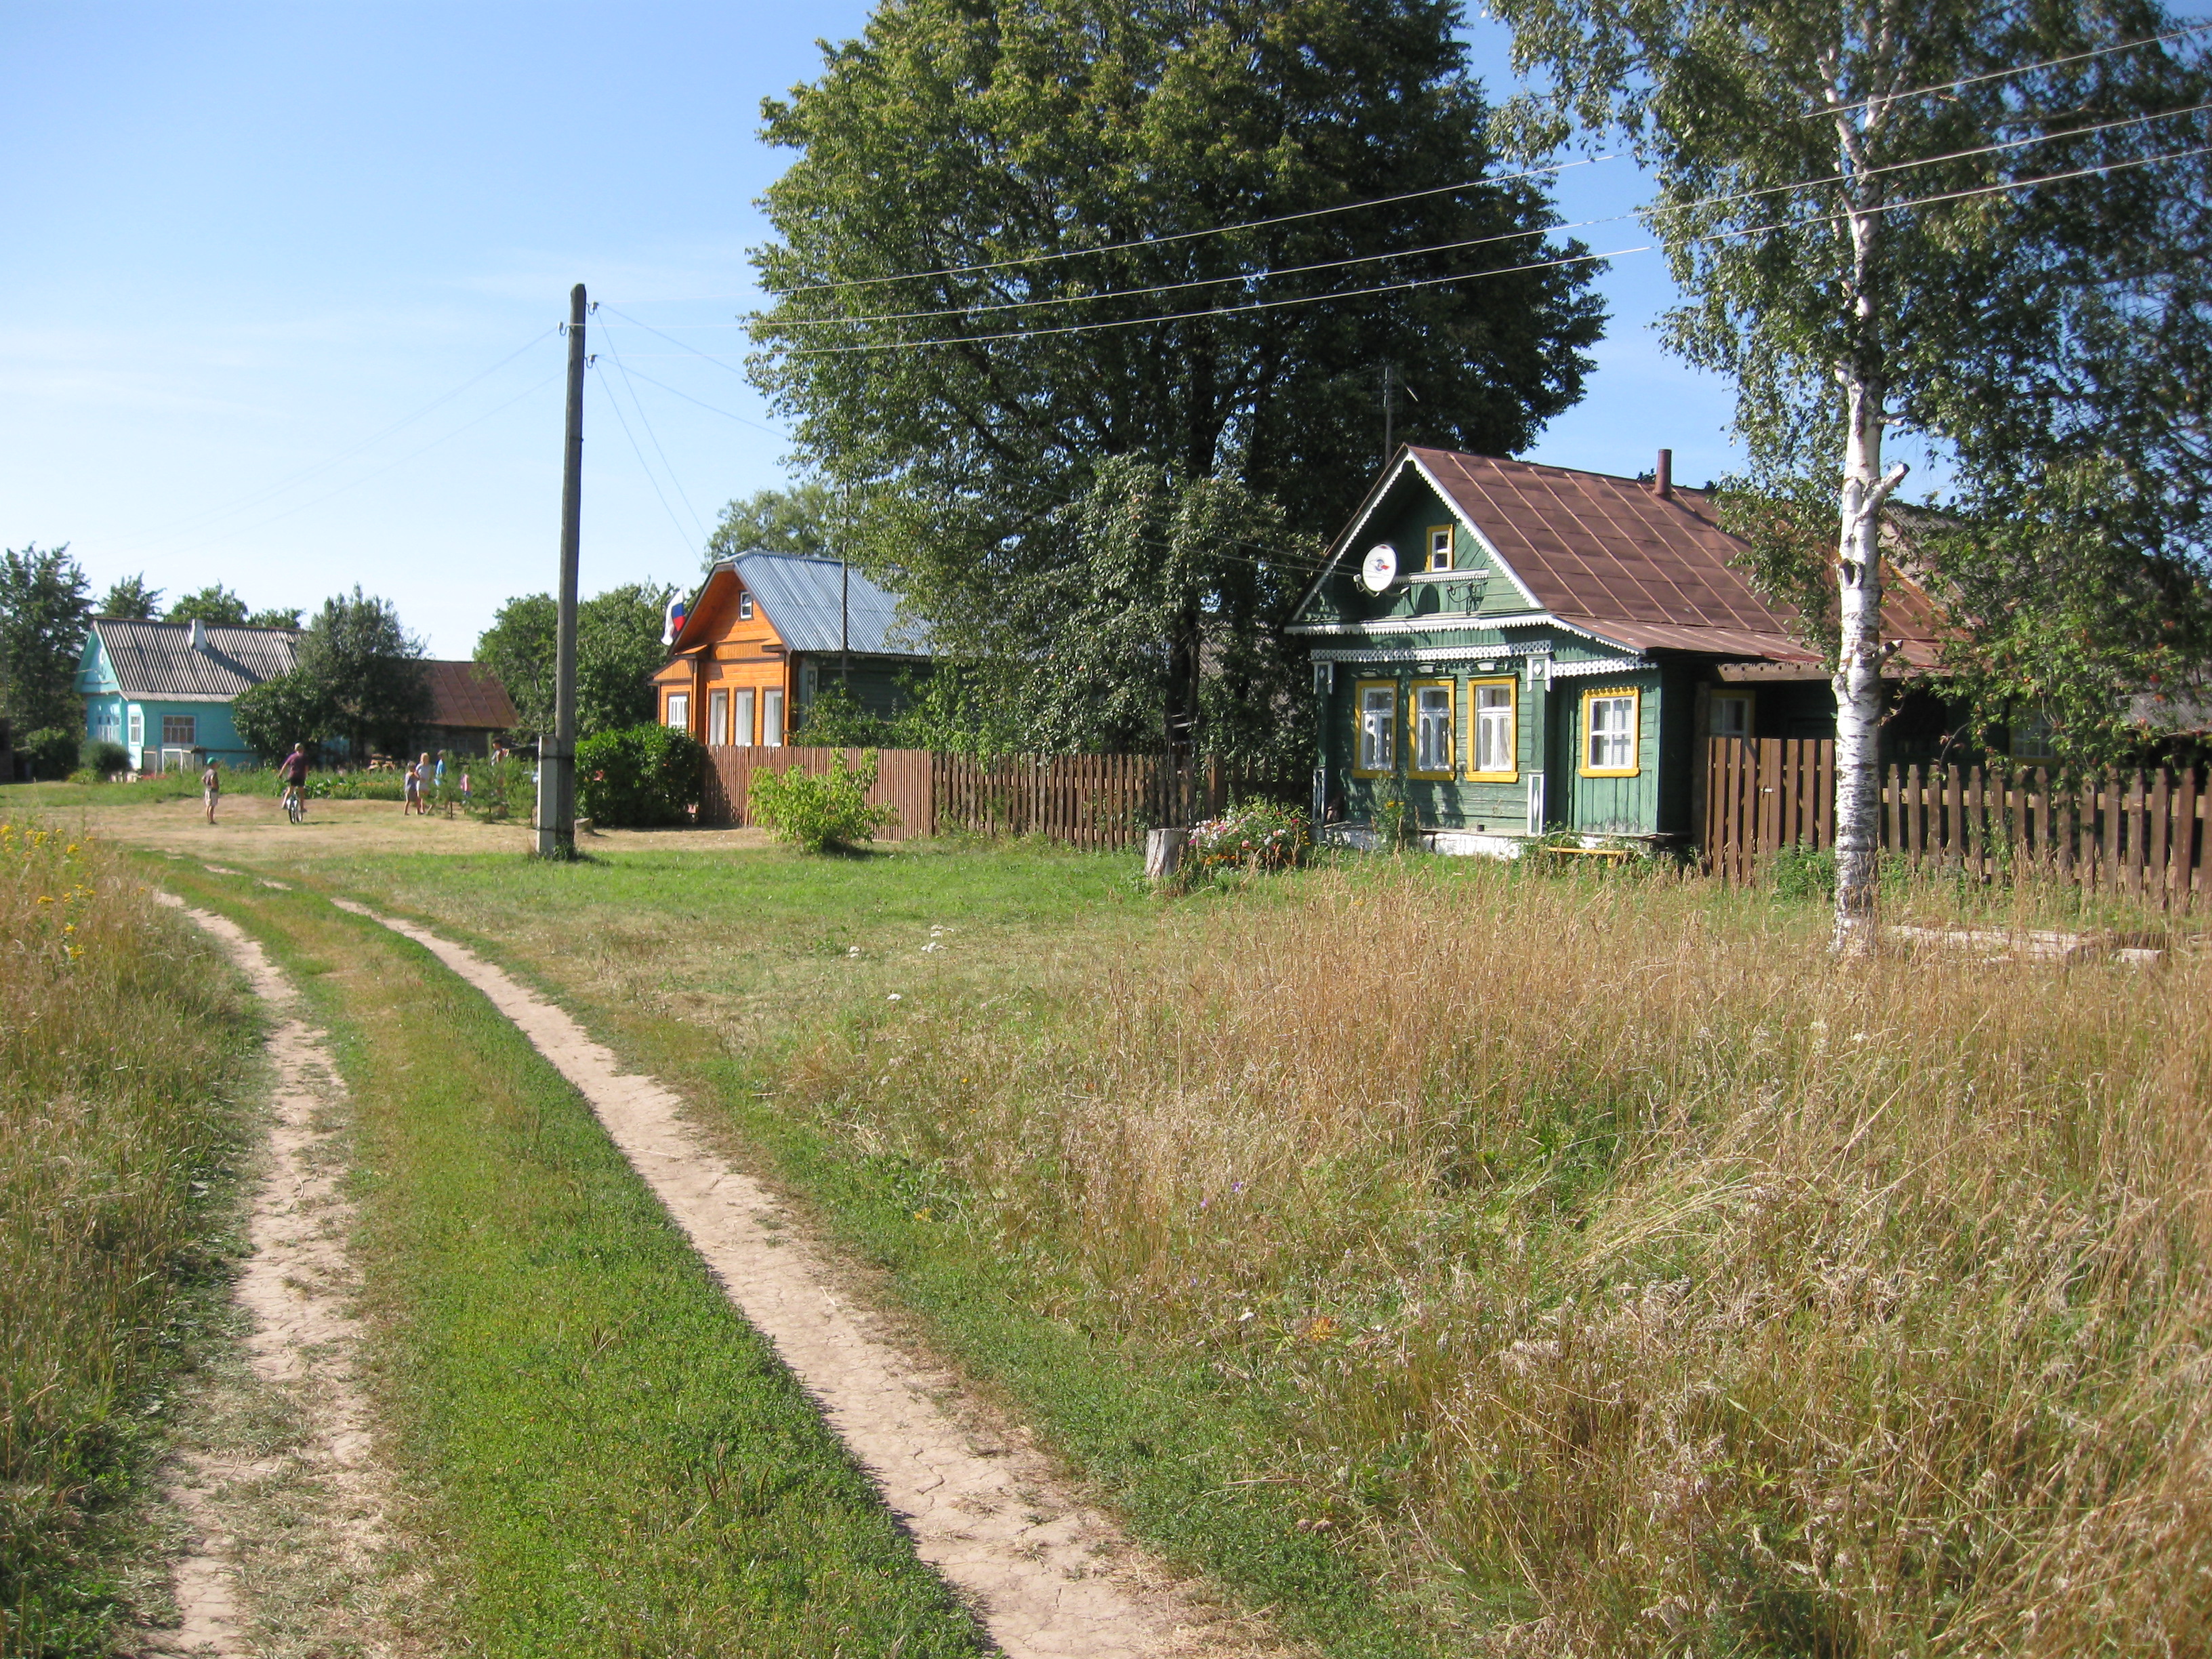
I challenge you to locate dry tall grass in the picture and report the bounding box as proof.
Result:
[0,819,255,1654]
[790,862,2212,1653]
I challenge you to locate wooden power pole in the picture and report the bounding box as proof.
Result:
[536,283,588,859]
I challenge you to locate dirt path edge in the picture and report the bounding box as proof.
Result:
[332,897,1233,1659]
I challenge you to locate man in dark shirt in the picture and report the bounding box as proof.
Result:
[280,743,310,821]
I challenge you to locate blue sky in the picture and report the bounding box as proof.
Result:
[1,2,1739,658]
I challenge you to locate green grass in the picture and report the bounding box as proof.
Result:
[197,840,1446,1654]
[144,861,989,1658]
[226,834,2212,1656]
[0,817,262,1657]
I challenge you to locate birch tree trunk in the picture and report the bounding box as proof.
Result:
[1826,61,1908,958]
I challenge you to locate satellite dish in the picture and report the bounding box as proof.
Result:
[1359,542,1399,594]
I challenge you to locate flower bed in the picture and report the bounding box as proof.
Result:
[1187,800,1311,874]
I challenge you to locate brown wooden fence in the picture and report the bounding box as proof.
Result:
[1704,737,2208,909]
[699,747,1301,849]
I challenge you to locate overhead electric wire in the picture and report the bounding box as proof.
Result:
[742,29,2205,308]
[157,366,568,561]
[597,324,710,543]
[106,327,561,556]
[771,155,1622,298]
[739,96,2212,335]
[590,359,700,558]
[592,312,792,434]
[1809,19,2212,121]
[735,136,2212,359]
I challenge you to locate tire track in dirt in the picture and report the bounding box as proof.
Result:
[333,897,1257,1659]
[150,897,403,1658]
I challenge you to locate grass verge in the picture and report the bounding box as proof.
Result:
[270,838,2212,1656]
[1,817,260,1656]
[142,861,989,1658]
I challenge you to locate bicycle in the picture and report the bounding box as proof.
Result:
[283,785,305,824]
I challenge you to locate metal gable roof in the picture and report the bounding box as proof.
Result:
[680,552,934,657]
[85,619,300,699]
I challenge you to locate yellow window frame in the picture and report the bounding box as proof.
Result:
[1709,689,1754,740]
[1425,523,1456,572]
[1578,686,1642,777]
[1351,678,1397,778]
[1408,678,1456,779]
[1467,675,1519,781]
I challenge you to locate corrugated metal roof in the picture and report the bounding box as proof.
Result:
[424,660,518,729]
[714,552,933,657]
[1306,448,1951,663]
[88,619,299,699]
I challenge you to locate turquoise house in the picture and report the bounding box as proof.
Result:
[77,618,300,771]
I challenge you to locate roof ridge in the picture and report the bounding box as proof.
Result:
[1408,444,1713,493]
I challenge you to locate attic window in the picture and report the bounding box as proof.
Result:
[737,590,754,620]
[1426,525,1454,572]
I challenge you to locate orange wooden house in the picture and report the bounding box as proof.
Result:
[652,552,935,746]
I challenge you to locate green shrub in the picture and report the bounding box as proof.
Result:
[576,724,703,828]
[748,750,897,852]
[79,738,128,777]
[18,728,79,781]
[1371,780,1419,849]
[299,769,406,802]
[462,754,534,824]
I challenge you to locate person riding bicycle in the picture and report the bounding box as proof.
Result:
[279,742,311,821]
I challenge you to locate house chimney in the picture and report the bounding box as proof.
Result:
[1655,448,1673,499]
[190,618,209,652]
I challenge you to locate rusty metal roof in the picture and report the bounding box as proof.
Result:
[1406,448,1792,637]
[424,660,517,730]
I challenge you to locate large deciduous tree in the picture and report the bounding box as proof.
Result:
[99,575,162,619]
[705,483,835,566]
[474,583,674,741]
[1491,0,2212,953]
[294,588,430,760]
[749,0,1605,759]
[166,585,251,626]
[0,544,92,737]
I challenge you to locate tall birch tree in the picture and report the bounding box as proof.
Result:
[1489,0,2212,952]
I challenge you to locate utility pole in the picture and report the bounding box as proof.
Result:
[536,283,588,859]
[839,480,851,689]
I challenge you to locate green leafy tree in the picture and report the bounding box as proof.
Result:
[750,0,1605,759]
[474,582,674,742]
[0,544,91,736]
[705,482,834,566]
[166,585,251,626]
[475,592,557,737]
[1490,0,2212,952]
[231,672,334,764]
[247,607,303,630]
[98,574,161,619]
[293,588,429,760]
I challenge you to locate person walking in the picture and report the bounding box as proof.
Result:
[417,753,434,817]
[403,756,422,815]
[201,758,222,825]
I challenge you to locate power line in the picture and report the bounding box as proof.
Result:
[597,325,710,543]
[591,316,792,438]
[748,97,2211,335]
[737,137,2212,359]
[590,359,699,558]
[156,366,568,561]
[774,155,1623,298]
[106,327,559,556]
[1810,20,2212,121]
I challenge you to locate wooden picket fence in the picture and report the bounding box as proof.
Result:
[698,745,1301,849]
[1704,737,2209,909]
[701,746,937,840]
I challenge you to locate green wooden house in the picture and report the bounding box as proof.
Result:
[1289,446,1944,854]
